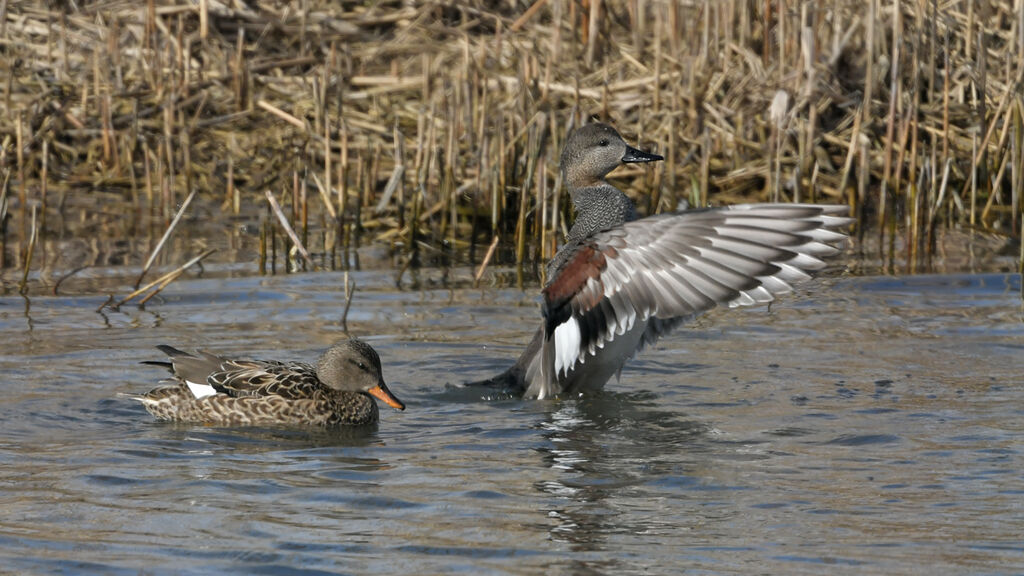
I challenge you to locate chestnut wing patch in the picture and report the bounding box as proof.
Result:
[542,242,610,339]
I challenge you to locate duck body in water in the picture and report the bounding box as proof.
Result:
[126,339,405,426]
[472,123,852,399]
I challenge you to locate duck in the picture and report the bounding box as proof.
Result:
[471,122,852,399]
[126,339,405,426]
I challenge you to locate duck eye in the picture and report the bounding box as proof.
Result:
[599,139,610,147]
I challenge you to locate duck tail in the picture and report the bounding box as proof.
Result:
[140,344,194,371]
[155,344,192,358]
[116,392,146,402]
[463,366,526,395]
[117,391,162,412]
[463,328,547,397]
[529,333,559,400]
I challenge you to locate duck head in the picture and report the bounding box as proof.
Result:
[560,123,663,191]
[317,339,405,411]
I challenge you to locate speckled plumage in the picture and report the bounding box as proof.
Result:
[471,123,853,399]
[126,339,405,426]
[547,123,652,277]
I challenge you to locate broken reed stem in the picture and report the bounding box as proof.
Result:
[136,263,196,307]
[0,168,9,270]
[95,294,114,313]
[53,265,90,296]
[253,196,265,268]
[265,189,317,270]
[109,248,217,310]
[257,99,307,131]
[18,204,37,294]
[136,188,197,288]
[474,235,501,287]
[340,270,355,332]
[311,172,338,220]
[510,0,550,31]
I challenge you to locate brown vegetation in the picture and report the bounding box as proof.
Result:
[1,0,1022,293]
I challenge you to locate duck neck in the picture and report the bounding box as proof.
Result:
[328,390,379,426]
[565,183,639,243]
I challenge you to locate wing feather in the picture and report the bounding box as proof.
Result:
[534,203,852,396]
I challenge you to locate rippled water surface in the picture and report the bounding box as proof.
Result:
[1,269,1022,575]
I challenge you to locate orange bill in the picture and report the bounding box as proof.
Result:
[368,383,405,411]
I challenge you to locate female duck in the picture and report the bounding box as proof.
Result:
[127,339,405,426]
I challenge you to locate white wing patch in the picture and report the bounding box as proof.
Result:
[185,379,218,399]
[552,316,582,378]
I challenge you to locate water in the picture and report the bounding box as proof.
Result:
[1,268,1022,575]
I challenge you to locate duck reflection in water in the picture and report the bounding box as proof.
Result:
[531,391,710,559]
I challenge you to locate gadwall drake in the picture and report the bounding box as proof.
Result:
[472,123,852,399]
[127,339,405,426]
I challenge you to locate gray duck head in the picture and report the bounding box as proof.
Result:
[316,339,405,410]
[559,123,663,192]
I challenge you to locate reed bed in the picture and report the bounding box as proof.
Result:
[1,0,1022,293]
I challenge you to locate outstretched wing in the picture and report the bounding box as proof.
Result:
[536,203,852,396]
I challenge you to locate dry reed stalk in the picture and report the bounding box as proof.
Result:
[340,270,354,332]
[375,166,404,215]
[1014,102,1022,236]
[109,248,216,310]
[38,140,47,236]
[265,189,316,271]
[52,265,91,296]
[310,172,337,220]
[259,215,268,275]
[162,102,176,221]
[95,294,114,313]
[14,112,24,240]
[301,175,310,258]
[135,188,196,289]
[929,157,954,232]
[838,105,864,210]
[474,235,500,287]
[257,100,305,130]
[0,0,7,40]
[17,205,36,294]
[0,168,8,269]
[136,265,191,307]
[1,0,1022,282]
[515,126,535,264]
[971,135,979,226]
[337,119,349,245]
[510,0,549,32]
